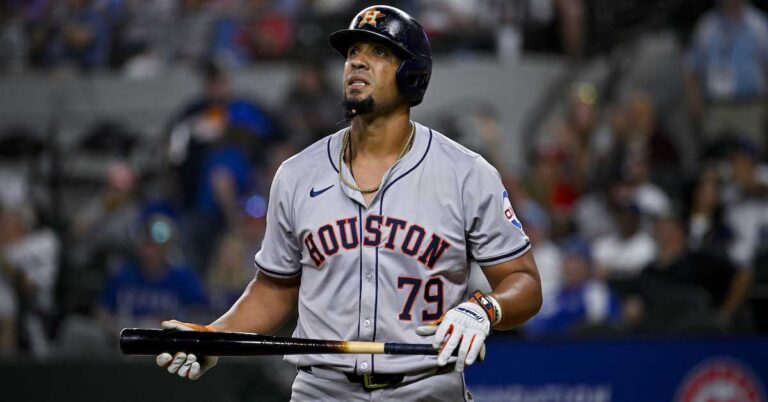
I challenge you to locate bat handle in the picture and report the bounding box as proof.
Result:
[384,343,458,356]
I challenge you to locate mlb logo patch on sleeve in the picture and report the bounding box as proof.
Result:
[502,191,524,231]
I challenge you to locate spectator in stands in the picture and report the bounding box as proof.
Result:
[524,238,620,337]
[619,154,672,219]
[527,146,578,220]
[571,187,616,242]
[625,214,738,332]
[113,0,178,70]
[47,0,112,72]
[99,211,207,333]
[657,213,737,314]
[586,104,627,191]
[164,0,218,65]
[167,61,280,271]
[685,0,768,152]
[569,102,623,240]
[622,92,681,181]
[438,103,508,172]
[720,139,767,325]
[593,201,657,295]
[0,204,60,356]
[552,83,600,194]
[724,139,768,266]
[596,92,681,194]
[208,3,250,69]
[521,0,585,59]
[686,167,734,258]
[281,62,340,148]
[206,194,267,312]
[233,1,295,60]
[70,161,139,274]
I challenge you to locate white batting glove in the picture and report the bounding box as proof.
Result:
[416,302,490,372]
[155,320,219,380]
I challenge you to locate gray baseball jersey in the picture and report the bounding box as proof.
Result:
[254,122,530,375]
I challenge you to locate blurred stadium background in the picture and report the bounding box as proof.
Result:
[0,0,767,401]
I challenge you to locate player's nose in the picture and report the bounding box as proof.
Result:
[348,53,369,70]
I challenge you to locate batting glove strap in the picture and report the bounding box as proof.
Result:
[470,291,502,326]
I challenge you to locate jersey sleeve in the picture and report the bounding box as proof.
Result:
[463,157,531,267]
[254,163,302,278]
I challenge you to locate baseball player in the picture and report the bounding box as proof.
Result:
[156,5,541,401]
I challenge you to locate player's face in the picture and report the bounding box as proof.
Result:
[343,40,403,111]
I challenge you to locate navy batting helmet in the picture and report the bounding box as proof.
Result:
[329,5,432,106]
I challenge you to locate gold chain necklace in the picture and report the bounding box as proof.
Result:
[338,121,415,194]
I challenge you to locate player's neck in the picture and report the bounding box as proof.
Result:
[349,108,411,160]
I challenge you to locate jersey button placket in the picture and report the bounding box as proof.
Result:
[358,217,378,374]
[359,265,376,339]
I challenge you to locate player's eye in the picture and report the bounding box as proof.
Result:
[347,47,359,57]
[374,46,388,57]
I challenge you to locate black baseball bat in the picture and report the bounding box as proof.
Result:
[120,328,450,357]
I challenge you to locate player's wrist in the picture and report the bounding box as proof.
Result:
[469,291,502,327]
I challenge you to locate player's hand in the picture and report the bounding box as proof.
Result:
[155,320,219,380]
[415,301,490,372]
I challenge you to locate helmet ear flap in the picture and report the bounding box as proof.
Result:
[396,57,432,106]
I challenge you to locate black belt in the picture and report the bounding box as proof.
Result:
[344,372,405,391]
[298,364,454,392]
[298,366,405,391]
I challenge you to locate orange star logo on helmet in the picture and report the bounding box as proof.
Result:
[358,8,385,28]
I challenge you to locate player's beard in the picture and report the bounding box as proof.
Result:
[342,94,374,122]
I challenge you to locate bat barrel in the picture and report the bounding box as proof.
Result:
[119,328,345,356]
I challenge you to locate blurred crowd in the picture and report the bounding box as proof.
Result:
[521,0,768,338]
[0,0,766,359]
[0,0,583,76]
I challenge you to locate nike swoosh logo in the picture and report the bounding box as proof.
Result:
[310,185,334,198]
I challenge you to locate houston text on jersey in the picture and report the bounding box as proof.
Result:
[303,215,451,269]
